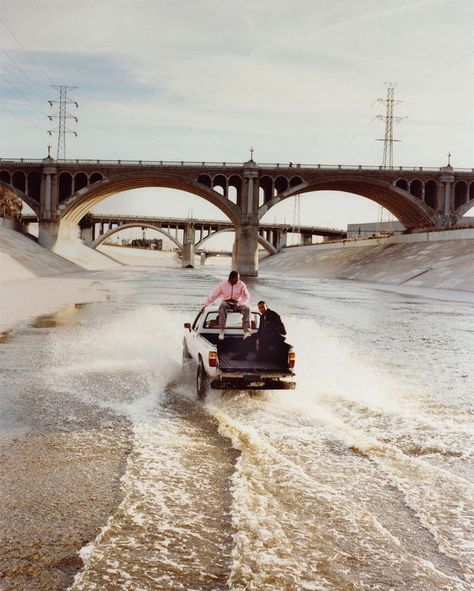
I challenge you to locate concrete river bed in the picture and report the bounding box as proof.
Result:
[0,266,473,590]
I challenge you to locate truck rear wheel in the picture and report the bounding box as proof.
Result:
[196,359,208,399]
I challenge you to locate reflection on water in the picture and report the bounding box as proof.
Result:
[30,304,85,329]
[0,330,11,343]
[0,266,472,590]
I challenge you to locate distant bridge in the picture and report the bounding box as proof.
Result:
[2,156,473,275]
[21,213,344,256]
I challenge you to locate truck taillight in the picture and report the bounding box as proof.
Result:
[288,351,296,369]
[209,351,218,367]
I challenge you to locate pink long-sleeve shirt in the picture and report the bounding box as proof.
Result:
[203,279,250,308]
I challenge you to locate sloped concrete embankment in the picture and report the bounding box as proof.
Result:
[0,224,123,332]
[0,223,122,283]
[260,229,474,293]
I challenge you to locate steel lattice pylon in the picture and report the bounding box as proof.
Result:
[48,85,78,159]
[376,83,404,169]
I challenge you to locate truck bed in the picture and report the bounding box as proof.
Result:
[203,333,292,374]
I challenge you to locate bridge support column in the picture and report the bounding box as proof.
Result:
[38,219,80,252]
[233,224,259,276]
[182,224,195,268]
[302,233,312,246]
[81,226,94,246]
[38,220,61,249]
[440,165,455,226]
[182,243,195,267]
[234,163,260,276]
[37,157,63,249]
[275,229,288,252]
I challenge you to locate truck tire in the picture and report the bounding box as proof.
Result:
[196,358,208,399]
[182,339,192,367]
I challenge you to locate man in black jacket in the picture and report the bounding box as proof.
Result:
[255,300,286,356]
[233,300,288,361]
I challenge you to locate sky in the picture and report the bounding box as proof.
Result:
[1,0,473,240]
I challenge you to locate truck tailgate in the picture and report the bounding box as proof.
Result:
[218,356,289,374]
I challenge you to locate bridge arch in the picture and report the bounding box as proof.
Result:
[425,180,438,208]
[410,179,423,199]
[74,172,88,193]
[91,223,183,251]
[228,175,242,205]
[0,180,40,214]
[258,174,437,228]
[59,172,73,202]
[58,171,242,226]
[454,181,468,208]
[455,182,474,218]
[195,228,277,255]
[259,176,273,206]
[0,169,42,206]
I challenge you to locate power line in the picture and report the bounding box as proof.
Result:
[0,73,49,117]
[400,49,474,92]
[318,49,474,158]
[0,103,45,132]
[408,70,474,115]
[0,45,50,99]
[0,15,55,85]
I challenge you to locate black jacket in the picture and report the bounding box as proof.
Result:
[257,309,286,343]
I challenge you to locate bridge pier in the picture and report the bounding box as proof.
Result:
[38,219,80,253]
[440,165,456,226]
[275,229,288,252]
[233,223,259,276]
[231,163,260,276]
[182,224,195,268]
[80,226,94,246]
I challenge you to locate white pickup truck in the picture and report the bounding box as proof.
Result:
[183,306,296,398]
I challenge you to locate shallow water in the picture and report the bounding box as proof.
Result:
[1,266,473,590]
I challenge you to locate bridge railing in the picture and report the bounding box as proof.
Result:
[1,158,473,173]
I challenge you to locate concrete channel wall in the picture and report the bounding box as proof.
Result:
[260,229,474,293]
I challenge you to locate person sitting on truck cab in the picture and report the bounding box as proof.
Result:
[201,271,251,340]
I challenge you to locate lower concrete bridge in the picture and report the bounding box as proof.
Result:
[22,213,345,267]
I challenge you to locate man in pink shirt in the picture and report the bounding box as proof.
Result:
[201,271,251,340]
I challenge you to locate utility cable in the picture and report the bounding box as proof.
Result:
[0,103,45,131]
[399,49,474,92]
[0,74,49,117]
[408,70,474,117]
[0,46,50,99]
[0,15,55,85]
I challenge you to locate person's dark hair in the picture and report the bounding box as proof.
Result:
[229,271,239,280]
[258,300,266,306]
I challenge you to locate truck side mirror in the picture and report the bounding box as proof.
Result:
[184,322,191,330]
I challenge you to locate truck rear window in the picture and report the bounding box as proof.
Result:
[203,312,260,330]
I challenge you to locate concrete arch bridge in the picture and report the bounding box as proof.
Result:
[23,213,341,265]
[1,156,473,275]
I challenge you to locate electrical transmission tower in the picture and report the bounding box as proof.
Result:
[376,82,404,169]
[375,83,405,232]
[48,85,78,159]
